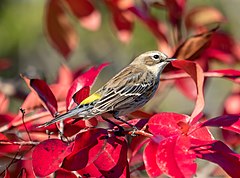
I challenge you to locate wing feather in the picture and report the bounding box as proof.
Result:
[92,65,156,113]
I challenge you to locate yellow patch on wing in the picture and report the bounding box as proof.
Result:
[80,93,101,105]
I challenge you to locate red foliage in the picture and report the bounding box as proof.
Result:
[143,140,162,177]
[45,0,77,59]
[32,139,73,177]
[0,1,240,178]
[192,140,240,177]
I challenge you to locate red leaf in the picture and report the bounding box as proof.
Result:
[32,139,73,177]
[77,163,102,177]
[30,80,58,116]
[55,168,77,178]
[173,28,216,61]
[172,60,204,124]
[185,6,226,30]
[192,140,240,178]
[93,137,129,178]
[66,63,109,110]
[205,32,240,64]
[65,0,93,17]
[65,0,101,31]
[62,128,108,170]
[210,32,235,54]
[174,136,197,176]
[63,120,86,137]
[201,115,240,134]
[189,125,213,141]
[72,86,90,105]
[148,112,189,137]
[21,75,58,116]
[143,140,162,177]
[63,117,98,137]
[156,136,196,177]
[45,0,77,58]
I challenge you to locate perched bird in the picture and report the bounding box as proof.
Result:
[39,51,175,128]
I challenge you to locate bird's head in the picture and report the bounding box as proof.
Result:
[131,51,176,76]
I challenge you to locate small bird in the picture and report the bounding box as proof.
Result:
[39,51,175,128]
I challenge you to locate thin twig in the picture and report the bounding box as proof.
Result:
[127,130,153,137]
[20,108,32,141]
[160,71,240,81]
[0,141,39,145]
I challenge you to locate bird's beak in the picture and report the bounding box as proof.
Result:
[166,58,177,62]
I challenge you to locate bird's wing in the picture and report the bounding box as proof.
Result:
[92,65,156,113]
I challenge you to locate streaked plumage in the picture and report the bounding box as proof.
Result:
[39,51,175,128]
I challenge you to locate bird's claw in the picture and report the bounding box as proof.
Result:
[131,126,138,136]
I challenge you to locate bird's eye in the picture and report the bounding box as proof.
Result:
[152,55,159,60]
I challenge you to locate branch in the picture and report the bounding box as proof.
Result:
[161,71,240,82]
[0,141,39,145]
[20,108,32,141]
[128,129,153,137]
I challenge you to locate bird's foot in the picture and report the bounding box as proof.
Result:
[130,126,138,137]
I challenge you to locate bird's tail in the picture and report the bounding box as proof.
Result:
[37,106,84,128]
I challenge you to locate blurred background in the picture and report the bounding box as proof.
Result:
[0,1,240,177]
[0,0,239,120]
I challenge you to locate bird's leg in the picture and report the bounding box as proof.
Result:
[102,116,124,136]
[112,112,138,136]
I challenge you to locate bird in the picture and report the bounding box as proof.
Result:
[38,51,176,129]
